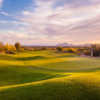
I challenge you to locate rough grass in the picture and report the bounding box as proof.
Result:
[0,50,100,100]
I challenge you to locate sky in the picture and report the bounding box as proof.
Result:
[0,0,100,45]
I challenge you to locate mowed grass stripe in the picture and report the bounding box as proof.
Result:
[1,72,100,100]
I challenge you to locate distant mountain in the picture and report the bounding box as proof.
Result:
[56,43,73,47]
[56,43,92,47]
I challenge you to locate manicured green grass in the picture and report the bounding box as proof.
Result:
[0,50,100,100]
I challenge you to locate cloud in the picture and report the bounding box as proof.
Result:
[17,0,100,44]
[0,11,9,16]
[0,0,3,8]
[1,0,100,45]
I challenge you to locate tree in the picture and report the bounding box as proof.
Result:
[0,42,3,48]
[5,43,16,51]
[0,42,4,52]
[5,43,10,51]
[15,42,21,51]
[56,47,63,52]
[4,43,16,54]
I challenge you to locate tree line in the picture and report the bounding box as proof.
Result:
[1,42,100,57]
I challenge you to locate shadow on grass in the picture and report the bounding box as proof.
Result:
[58,54,77,58]
[0,55,47,61]
[17,56,47,61]
[0,64,68,87]
[0,77,100,100]
[29,65,100,73]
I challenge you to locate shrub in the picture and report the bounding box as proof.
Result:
[66,48,74,53]
[84,50,91,56]
[83,44,100,57]
[6,51,16,54]
[41,47,47,50]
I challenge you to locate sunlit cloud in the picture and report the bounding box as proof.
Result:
[0,0,100,45]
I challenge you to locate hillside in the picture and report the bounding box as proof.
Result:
[0,51,100,100]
